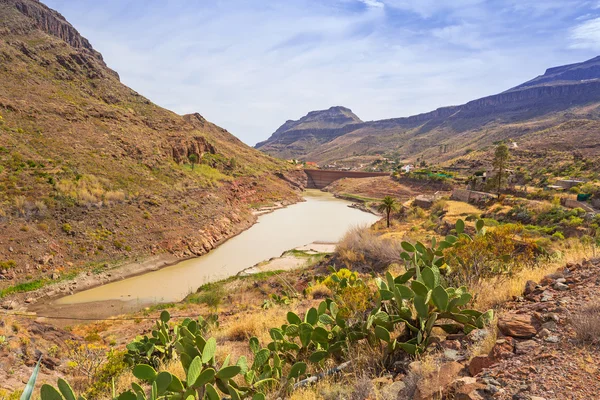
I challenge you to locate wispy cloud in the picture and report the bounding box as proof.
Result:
[570,17,600,49]
[43,0,600,145]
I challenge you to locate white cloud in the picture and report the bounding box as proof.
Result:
[359,0,385,8]
[42,0,600,146]
[570,17,600,49]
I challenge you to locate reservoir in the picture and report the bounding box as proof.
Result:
[55,190,380,306]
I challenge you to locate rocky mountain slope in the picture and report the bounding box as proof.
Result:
[0,0,304,294]
[256,57,600,169]
[254,106,362,160]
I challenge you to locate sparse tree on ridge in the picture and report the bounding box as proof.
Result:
[378,196,399,228]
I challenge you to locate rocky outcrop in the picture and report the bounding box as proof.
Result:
[168,135,217,164]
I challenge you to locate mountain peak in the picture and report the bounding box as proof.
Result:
[275,106,362,134]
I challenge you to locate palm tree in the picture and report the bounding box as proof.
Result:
[378,196,399,228]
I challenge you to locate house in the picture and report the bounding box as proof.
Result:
[401,164,414,173]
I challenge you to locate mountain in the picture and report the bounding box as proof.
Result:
[255,106,362,160]
[256,56,600,170]
[0,0,303,289]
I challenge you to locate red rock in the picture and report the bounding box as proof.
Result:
[490,338,514,359]
[498,314,538,338]
[469,355,496,376]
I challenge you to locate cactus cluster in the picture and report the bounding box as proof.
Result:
[37,219,493,399]
[371,218,493,355]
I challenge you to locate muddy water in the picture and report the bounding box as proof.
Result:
[56,190,380,306]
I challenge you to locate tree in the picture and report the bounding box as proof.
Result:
[378,196,399,228]
[188,153,199,170]
[492,143,510,198]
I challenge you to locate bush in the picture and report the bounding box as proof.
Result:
[336,227,402,271]
[62,223,72,233]
[552,231,565,241]
[445,224,538,286]
[0,260,16,270]
[571,302,600,345]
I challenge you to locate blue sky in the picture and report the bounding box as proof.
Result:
[44,0,600,145]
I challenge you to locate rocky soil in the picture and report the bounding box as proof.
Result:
[368,258,600,400]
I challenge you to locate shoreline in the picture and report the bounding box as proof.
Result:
[3,199,300,314]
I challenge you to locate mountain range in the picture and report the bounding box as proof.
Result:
[256,56,600,169]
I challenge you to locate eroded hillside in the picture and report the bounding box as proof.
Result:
[0,0,305,295]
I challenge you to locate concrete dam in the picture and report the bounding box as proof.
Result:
[304,169,390,189]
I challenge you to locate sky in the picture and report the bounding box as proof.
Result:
[44,0,600,146]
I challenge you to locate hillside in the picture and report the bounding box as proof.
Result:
[0,0,304,294]
[256,56,600,171]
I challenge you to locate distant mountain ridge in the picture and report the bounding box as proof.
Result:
[256,56,600,166]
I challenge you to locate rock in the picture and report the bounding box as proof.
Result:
[414,361,464,400]
[544,335,559,343]
[529,397,547,400]
[466,329,489,343]
[51,272,59,280]
[490,338,514,360]
[498,314,538,338]
[442,339,462,350]
[24,297,35,304]
[469,355,496,376]
[515,340,538,355]
[1,300,16,310]
[541,321,557,331]
[537,328,551,339]
[553,282,569,291]
[444,348,465,362]
[540,291,553,302]
[379,381,406,400]
[8,246,13,252]
[523,280,538,295]
[41,356,60,370]
[448,377,486,400]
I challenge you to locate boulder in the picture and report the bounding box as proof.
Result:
[498,314,537,338]
[414,361,464,400]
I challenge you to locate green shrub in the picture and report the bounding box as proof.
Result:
[61,223,72,233]
[552,231,565,240]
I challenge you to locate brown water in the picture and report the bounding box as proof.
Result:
[56,190,380,306]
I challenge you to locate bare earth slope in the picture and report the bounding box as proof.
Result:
[0,0,304,294]
[256,56,600,169]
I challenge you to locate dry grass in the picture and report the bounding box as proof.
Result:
[336,226,403,271]
[473,249,585,310]
[571,301,600,345]
[220,307,288,344]
[444,200,482,223]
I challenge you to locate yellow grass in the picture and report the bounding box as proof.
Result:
[444,200,481,222]
[220,306,288,344]
[473,247,589,310]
